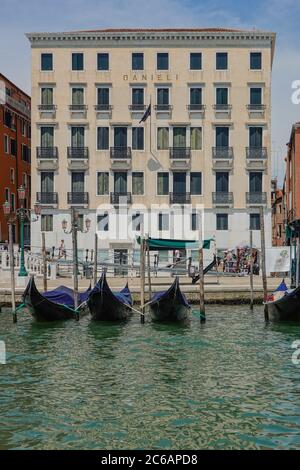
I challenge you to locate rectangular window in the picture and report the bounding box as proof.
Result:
[11,193,15,212]
[190,52,202,70]
[97,127,109,150]
[250,213,261,230]
[97,88,109,105]
[41,127,54,147]
[250,88,262,105]
[72,53,84,71]
[190,172,202,195]
[10,139,16,156]
[132,53,144,70]
[72,87,84,105]
[22,145,30,162]
[157,88,169,105]
[22,121,26,136]
[250,52,262,70]
[4,135,9,153]
[41,215,53,232]
[190,88,202,105]
[157,52,169,70]
[173,127,186,148]
[191,211,199,231]
[157,127,169,150]
[97,53,109,70]
[71,127,85,147]
[132,212,143,232]
[216,127,229,147]
[97,172,109,195]
[216,214,228,231]
[216,88,228,105]
[10,169,15,183]
[77,215,84,232]
[157,172,169,195]
[249,172,262,193]
[216,172,229,192]
[158,213,169,231]
[5,188,9,204]
[4,111,12,127]
[249,127,263,147]
[132,88,144,105]
[190,127,202,150]
[41,172,54,193]
[41,87,53,105]
[132,172,144,195]
[132,127,144,150]
[97,213,109,231]
[216,52,228,70]
[114,127,128,147]
[41,53,53,71]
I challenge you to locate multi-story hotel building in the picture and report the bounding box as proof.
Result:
[0,73,31,244]
[27,28,276,263]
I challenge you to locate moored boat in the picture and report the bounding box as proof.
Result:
[23,276,90,321]
[266,280,300,322]
[87,273,133,321]
[146,277,190,322]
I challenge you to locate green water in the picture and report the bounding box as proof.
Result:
[0,306,300,450]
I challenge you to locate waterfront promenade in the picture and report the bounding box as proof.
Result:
[0,275,282,305]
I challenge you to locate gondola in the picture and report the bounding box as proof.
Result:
[23,276,90,321]
[266,280,300,322]
[146,277,190,322]
[87,273,133,321]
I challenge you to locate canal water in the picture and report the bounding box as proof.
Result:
[0,306,299,450]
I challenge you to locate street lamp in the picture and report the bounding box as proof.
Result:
[61,208,91,314]
[3,186,41,277]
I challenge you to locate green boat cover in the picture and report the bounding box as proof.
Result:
[136,237,213,250]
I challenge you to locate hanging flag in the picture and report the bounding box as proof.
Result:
[139,103,151,123]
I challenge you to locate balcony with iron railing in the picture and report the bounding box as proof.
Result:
[67,147,89,159]
[246,147,268,159]
[110,192,132,205]
[69,104,88,111]
[129,104,147,112]
[187,104,206,113]
[110,147,132,159]
[213,104,232,113]
[67,192,89,205]
[169,147,191,159]
[94,104,113,112]
[37,147,58,159]
[246,192,267,205]
[212,147,234,159]
[247,104,266,112]
[36,192,58,205]
[38,104,57,112]
[213,192,234,205]
[170,193,191,204]
[154,104,173,112]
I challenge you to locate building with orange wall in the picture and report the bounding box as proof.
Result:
[0,73,31,244]
[284,123,300,239]
[271,178,284,246]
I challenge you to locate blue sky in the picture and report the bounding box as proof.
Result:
[1,0,300,184]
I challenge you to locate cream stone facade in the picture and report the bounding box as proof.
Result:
[27,28,276,263]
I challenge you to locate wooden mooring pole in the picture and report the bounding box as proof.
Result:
[42,232,47,292]
[140,236,145,324]
[9,223,17,323]
[72,208,79,320]
[260,206,269,321]
[250,230,254,311]
[146,235,152,301]
[94,233,98,286]
[199,239,205,323]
